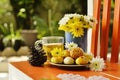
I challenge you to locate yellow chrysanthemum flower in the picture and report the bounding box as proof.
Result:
[58,24,71,32]
[70,23,84,37]
[67,17,80,24]
[82,22,91,28]
[51,48,63,57]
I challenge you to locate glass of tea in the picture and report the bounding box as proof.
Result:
[41,36,64,60]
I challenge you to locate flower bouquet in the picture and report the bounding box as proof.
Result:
[58,13,97,51]
[58,13,97,37]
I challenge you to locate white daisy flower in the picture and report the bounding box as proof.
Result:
[84,15,97,27]
[58,16,70,26]
[65,13,81,18]
[59,13,82,26]
[89,57,105,71]
[89,17,97,27]
[84,15,91,22]
[65,42,78,50]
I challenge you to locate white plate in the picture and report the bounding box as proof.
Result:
[49,62,89,67]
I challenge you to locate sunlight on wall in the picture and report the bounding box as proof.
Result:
[87,0,93,53]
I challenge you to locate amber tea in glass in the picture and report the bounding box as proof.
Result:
[42,36,64,60]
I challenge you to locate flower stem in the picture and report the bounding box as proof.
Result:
[48,9,53,36]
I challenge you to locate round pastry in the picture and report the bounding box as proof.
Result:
[64,57,74,64]
[70,47,84,59]
[51,56,63,64]
[75,56,89,65]
[63,50,70,57]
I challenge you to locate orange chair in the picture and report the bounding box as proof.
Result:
[91,0,120,62]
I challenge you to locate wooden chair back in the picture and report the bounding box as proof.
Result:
[91,0,120,62]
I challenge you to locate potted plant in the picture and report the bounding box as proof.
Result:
[10,0,39,47]
[0,23,24,57]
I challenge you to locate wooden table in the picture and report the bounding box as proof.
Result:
[9,61,120,80]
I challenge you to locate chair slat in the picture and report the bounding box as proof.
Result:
[91,0,101,57]
[100,0,111,60]
[111,0,120,62]
[92,0,120,62]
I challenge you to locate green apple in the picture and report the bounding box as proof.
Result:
[64,57,74,64]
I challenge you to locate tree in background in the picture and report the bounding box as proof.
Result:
[10,0,40,29]
[9,0,87,38]
[36,0,87,37]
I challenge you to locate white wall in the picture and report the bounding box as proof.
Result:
[87,0,93,53]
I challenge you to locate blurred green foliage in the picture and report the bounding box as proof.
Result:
[9,0,87,38]
[0,0,21,49]
[33,0,87,38]
[0,0,87,50]
[0,0,15,30]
